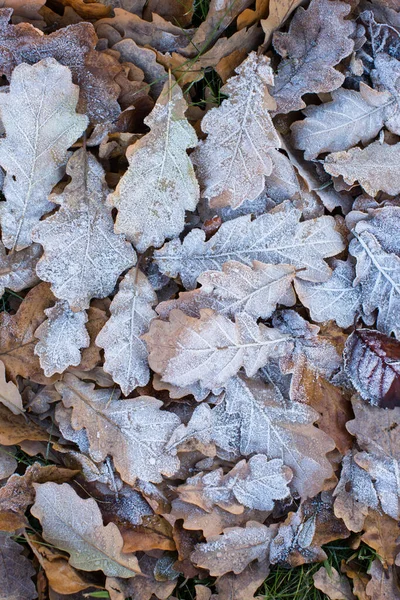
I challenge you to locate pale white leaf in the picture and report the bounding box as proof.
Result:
[33,149,136,311]
[96,268,157,396]
[155,201,344,289]
[0,58,88,250]
[108,79,199,252]
[192,51,281,209]
[34,300,90,377]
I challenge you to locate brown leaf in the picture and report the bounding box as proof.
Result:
[0,9,122,123]
[55,0,110,19]
[216,559,270,600]
[0,532,37,600]
[341,561,370,600]
[366,560,400,600]
[106,554,177,600]
[121,515,175,552]
[71,306,107,372]
[260,0,303,46]
[143,0,194,26]
[238,0,269,29]
[0,282,56,383]
[0,463,77,532]
[361,511,400,567]
[271,0,355,114]
[0,404,48,446]
[313,566,355,600]
[0,358,24,414]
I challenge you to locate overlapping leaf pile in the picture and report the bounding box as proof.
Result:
[1,0,400,599]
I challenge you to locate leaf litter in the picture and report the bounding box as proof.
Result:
[1,1,400,599]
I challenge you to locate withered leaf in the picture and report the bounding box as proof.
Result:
[0,58,88,251]
[0,445,17,480]
[344,330,400,408]
[0,359,23,414]
[0,242,41,298]
[313,566,355,600]
[56,373,181,484]
[177,455,292,513]
[333,449,378,533]
[292,84,398,160]
[325,142,400,197]
[215,559,270,600]
[108,79,199,252]
[361,511,400,567]
[145,309,292,391]
[191,521,276,576]
[157,261,296,321]
[192,52,280,209]
[260,0,303,46]
[210,376,335,499]
[0,404,48,447]
[272,0,355,114]
[96,268,157,396]
[0,11,122,123]
[106,554,177,600]
[33,150,136,312]
[0,532,37,600]
[155,202,344,289]
[0,282,55,383]
[366,560,400,600]
[35,301,90,377]
[294,259,361,329]
[31,482,141,577]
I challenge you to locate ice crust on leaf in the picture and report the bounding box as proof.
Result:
[33,150,136,311]
[96,268,157,396]
[56,374,181,484]
[0,58,88,251]
[192,51,281,209]
[108,79,199,252]
[155,202,344,289]
[34,301,90,377]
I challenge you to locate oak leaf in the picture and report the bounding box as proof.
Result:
[365,560,400,600]
[108,80,199,252]
[155,202,344,289]
[191,521,276,576]
[0,58,88,251]
[0,359,23,414]
[0,282,55,382]
[361,511,400,567]
[106,554,178,600]
[260,0,303,47]
[96,268,157,396]
[56,373,181,484]
[313,566,355,600]
[31,482,141,578]
[192,52,280,209]
[344,330,400,408]
[0,533,37,600]
[0,445,16,480]
[157,261,296,321]
[271,0,355,114]
[0,242,41,298]
[33,150,136,311]
[35,301,90,377]
[145,309,292,392]
[325,142,400,197]
[215,559,270,600]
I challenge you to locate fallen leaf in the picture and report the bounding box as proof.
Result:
[271,0,355,114]
[108,79,199,252]
[361,511,400,567]
[106,554,177,600]
[365,560,400,600]
[0,359,24,414]
[0,532,37,600]
[0,58,88,251]
[192,52,280,209]
[0,445,17,480]
[260,0,303,46]
[56,0,110,19]
[216,559,270,600]
[0,242,41,298]
[313,566,355,600]
[33,149,136,312]
[31,482,141,577]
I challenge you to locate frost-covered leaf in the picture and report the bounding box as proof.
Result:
[56,373,181,484]
[96,268,157,396]
[0,445,17,480]
[177,455,292,514]
[108,80,199,252]
[346,396,400,520]
[271,0,355,114]
[0,242,41,298]
[269,506,324,566]
[0,58,88,251]
[34,301,90,377]
[0,532,37,600]
[31,482,140,578]
[0,12,122,124]
[0,359,23,415]
[350,228,400,338]
[344,330,400,408]
[325,142,400,197]
[191,521,276,576]
[210,376,335,499]
[333,449,378,533]
[145,309,292,392]
[33,150,136,311]
[294,259,362,329]
[157,261,296,320]
[313,566,355,600]
[192,52,280,209]
[292,84,397,160]
[155,202,344,289]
